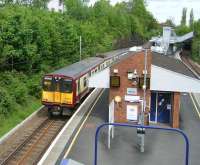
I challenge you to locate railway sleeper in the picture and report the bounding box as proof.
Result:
[48,106,73,117]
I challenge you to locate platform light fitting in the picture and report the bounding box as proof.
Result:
[143,70,147,74]
[114,96,122,103]
[113,69,118,74]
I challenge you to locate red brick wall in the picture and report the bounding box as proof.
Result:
[109,51,152,123]
[172,92,180,128]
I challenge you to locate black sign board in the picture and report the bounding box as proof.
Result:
[110,76,120,87]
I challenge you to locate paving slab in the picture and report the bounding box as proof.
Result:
[65,90,200,165]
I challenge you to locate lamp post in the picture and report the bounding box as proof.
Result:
[137,48,148,153]
[142,49,148,125]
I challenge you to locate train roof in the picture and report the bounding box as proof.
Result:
[48,57,104,79]
[97,49,128,59]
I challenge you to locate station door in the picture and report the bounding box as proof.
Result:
[150,92,172,124]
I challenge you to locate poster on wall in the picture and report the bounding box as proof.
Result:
[126,105,138,121]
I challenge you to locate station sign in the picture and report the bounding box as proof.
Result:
[124,95,140,102]
[127,88,137,95]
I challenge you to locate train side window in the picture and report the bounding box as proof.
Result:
[83,77,87,87]
[101,64,104,70]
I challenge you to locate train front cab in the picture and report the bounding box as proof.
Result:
[42,76,74,116]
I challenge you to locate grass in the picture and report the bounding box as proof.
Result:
[0,97,41,138]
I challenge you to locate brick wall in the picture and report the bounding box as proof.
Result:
[172,92,181,128]
[109,51,152,123]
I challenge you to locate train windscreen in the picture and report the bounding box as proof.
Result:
[43,77,54,91]
[60,79,72,93]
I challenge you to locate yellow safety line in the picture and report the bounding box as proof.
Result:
[64,89,105,158]
[189,93,200,119]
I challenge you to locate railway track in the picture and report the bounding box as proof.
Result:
[0,117,67,165]
[181,54,200,77]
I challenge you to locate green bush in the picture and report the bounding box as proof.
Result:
[13,84,28,104]
[0,87,14,115]
[27,80,42,99]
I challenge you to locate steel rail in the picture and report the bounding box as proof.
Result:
[0,118,66,165]
[0,118,49,165]
[16,120,55,165]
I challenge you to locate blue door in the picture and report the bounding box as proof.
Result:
[150,92,172,124]
[157,93,172,123]
[150,92,157,122]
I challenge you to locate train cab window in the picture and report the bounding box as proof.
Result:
[61,79,72,93]
[43,77,54,91]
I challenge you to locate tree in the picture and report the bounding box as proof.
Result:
[181,8,187,26]
[165,19,175,27]
[189,8,194,28]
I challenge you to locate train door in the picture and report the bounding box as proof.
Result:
[76,79,81,103]
[60,79,73,105]
[53,77,61,104]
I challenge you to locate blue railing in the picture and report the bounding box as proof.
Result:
[94,123,189,165]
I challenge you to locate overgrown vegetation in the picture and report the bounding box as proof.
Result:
[0,0,159,136]
[175,8,200,63]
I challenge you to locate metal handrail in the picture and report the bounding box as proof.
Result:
[94,123,189,165]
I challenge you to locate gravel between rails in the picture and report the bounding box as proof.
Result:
[0,108,49,163]
[1,118,67,165]
[180,52,200,77]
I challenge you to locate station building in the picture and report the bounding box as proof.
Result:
[108,50,200,128]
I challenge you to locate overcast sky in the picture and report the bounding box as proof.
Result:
[89,0,200,25]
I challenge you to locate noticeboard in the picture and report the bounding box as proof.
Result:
[110,76,120,87]
[139,77,150,89]
[126,105,138,121]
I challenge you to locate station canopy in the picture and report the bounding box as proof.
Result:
[88,52,200,93]
[88,68,110,88]
[150,65,200,93]
[151,53,200,93]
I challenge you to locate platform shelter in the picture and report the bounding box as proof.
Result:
[89,50,200,128]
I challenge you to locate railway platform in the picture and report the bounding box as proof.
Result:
[38,89,200,165]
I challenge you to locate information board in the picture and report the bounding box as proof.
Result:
[126,105,138,121]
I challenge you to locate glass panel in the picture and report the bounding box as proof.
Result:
[61,79,72,93]
[54,80,60,92]
[43,77,54,91]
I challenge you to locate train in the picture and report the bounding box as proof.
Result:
[41,49,129,116]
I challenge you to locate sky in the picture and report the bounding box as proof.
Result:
[48,0,200,25]
[89,0,200,25]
